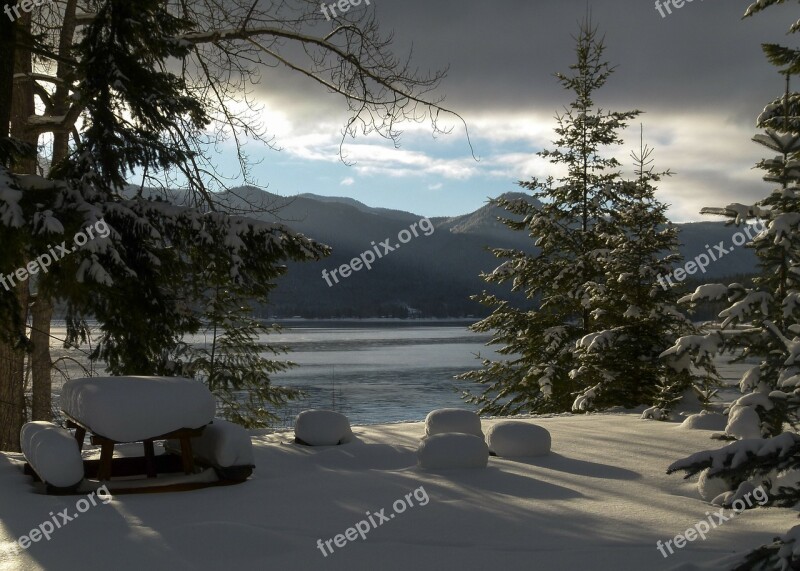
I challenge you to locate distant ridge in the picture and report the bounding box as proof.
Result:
[200,187,760,318]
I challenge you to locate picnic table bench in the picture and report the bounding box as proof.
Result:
[60,376,216,481]
[22,376,255,493]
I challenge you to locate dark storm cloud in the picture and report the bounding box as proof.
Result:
[244,0,798,221]
[269,0,794,118]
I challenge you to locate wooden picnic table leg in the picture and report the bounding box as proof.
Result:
[143,439,157,478]
[179,436,195,475]
[73,426,86,451]
[97,441,114,481]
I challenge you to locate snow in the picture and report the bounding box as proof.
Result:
[679,411,728,431]
[719,292,772,327]
[60,377,216,443]
[0,414,796,570]
[294,410,353,446]
[679,283,729,304]
[669,432,800,475]
[697,468,733,502]
[486,421,551,457]
[166,419,254,468]
[740,366,761,392]
[417,433,489,470]
[0,168,24,228]
[20,422,84,489]
[660,333,723,363]
[725,405,763,439]
[574,384,600,412]
[770,212,800,246]
[424,408,484,437]
[641,406,669,420]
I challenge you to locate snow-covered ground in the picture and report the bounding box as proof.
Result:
[0,413,795,571]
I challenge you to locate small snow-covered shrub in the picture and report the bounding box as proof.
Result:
[21,422,84,489]
[726,401,765,440]
[417,433,489,470]
[641,406,668,421]
[486,421,551,457]
[424,408,483,438]
[698,468,737,502]
[294,410,353,446]
[679,411,728,431]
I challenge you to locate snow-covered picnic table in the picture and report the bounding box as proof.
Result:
[60,376,216,480]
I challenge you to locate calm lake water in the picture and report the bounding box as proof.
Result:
[269,321,494,426]
[49,320,496,427]
[50,320,750,428]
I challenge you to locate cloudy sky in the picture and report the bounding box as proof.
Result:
[227,0,797,221]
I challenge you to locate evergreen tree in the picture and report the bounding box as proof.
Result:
[168,220,323,428]
[668,3,800,568]
[459,19,640,414]
[571,132,717,415]
[179,282,300,429]
[673,53,800,439]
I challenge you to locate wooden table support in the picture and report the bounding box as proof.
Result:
[66,418,205,481]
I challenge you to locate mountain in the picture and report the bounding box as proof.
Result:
[213,188,758,318]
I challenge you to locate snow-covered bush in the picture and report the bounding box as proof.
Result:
[424,409,483,438]
[486,421,551,457]
[697,468,737,502]
[679,411,728,431]
[294,410,353,446]
[417,433,489,470]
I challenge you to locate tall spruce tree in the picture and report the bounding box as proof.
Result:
[670,23,800,440]
[571,132,716,415]
[667,3,800,568]
[459,20,641,414]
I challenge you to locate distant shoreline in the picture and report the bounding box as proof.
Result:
[267,317,478,328]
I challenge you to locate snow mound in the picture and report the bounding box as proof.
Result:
[711,480,767,509]
[726,404,763,439]
[424,408,483,437]
[698,468,735,501]
[167,419,254,468]
[21,422,84,489]
[641,406,668,420]
[417,433,489,470]
[61,376,216,442]
[486,421,551,457]
[294,410,353,446]
[679,411,728,431]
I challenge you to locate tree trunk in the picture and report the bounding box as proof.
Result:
[30,296,53,421]
[29,1,78,421]
[0,3,13,147]
[0,289,29,452]
[0,2,22,452]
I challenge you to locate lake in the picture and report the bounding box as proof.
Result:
[49,320,750,428]
[268,320,494,426]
